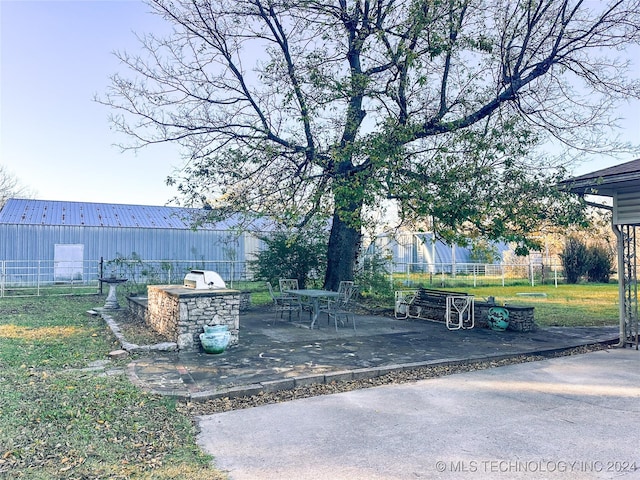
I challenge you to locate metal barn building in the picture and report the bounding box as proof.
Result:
[365,231,510,273]
[0,198,266,284]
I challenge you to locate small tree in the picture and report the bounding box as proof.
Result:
[560,236,589,284]
[249,229,327,289]
[0,165,34,208]
[469,238,501,264]
[586,244,614,283]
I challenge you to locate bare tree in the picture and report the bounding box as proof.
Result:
[100,0,640,288]
[0,166,34,209]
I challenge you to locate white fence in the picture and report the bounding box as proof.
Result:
[0,258,576,298]
[0,259,252,297]
[0,260,100,297]
[387,262,568,288]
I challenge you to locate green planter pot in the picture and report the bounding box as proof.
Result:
[200,325,231,354]
[487,307,510,332]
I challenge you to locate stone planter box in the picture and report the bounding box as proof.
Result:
[474,301,537,332]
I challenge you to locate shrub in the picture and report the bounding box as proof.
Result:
[560,236,589,284]
[355,250,393,301]
[249,228,327,288]
[586,243,614,283]
[469,238,501,264]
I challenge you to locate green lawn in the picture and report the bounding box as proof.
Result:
[0,295,225,479]
[459,283,620,327]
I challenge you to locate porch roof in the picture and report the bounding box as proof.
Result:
[559,158,640,196]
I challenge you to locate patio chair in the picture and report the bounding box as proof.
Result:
[318,280,354,317]
[394,290,417,319]
[279,278,299,291]
[338,280,354,294]
[324,284,359,332]
[277,278,302,320]
[267,282,288,319]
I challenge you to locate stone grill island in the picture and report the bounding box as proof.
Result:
[146,285,240,352]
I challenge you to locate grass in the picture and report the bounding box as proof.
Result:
[0,295,225,479]
[251,279,620,327]
[442,283,620,327]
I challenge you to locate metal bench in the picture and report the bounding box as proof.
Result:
[395,287,475,330]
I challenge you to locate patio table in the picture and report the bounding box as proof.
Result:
[284,289,341,329]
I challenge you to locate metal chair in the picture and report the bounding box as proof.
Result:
[319,280,354,322]
[338,280,354,294]
[324,284,359,332]
[394,290,417,319]
[277,278,302,320]
[278,278,299,292]
[267,282,287,319]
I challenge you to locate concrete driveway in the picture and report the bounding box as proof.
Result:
[196,348,640,480]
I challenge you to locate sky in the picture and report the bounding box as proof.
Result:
[1,0,640,207]
[1,0,180,206]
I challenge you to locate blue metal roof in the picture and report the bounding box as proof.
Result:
[0,199,246,230]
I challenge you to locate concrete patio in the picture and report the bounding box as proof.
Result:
[126,306,619,400]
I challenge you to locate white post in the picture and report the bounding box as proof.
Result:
[431,237,436,274]
[451,245,456,278]
[530,262,535,287]
[613,223,627,346]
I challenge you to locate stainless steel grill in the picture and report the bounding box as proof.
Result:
[183,270,226,289]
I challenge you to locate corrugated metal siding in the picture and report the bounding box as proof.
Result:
[367,232,475,267]
[393,233,415,264]
[0,224,262,262]
[614,190,640,225]
[367,232,511,271]
[0,200,270,274]
[242,232,263,261]
[415,233,472,264]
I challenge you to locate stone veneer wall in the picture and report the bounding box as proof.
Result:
[127,297,147,324]
[474,302,537,332]
[501,304,537,332]
[239,291,251,311]
[146,285,240,352]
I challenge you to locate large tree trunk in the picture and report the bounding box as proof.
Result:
[324,211,362,290]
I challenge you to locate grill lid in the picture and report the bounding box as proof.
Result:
[183,270,226,289]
